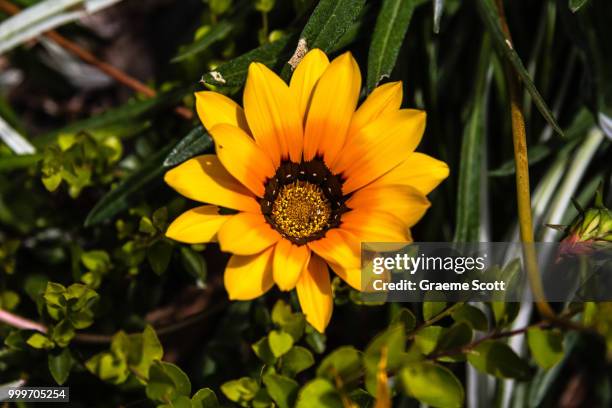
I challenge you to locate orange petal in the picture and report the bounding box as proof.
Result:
[296,255,333,332]
[303,52,361,165]
[308,229,361,271]
[195,91,249,132]
[340,209,412,242]
[243,62,303,164]
[289,49,330,124]
[218,212,281,255]
[273,239,311,291]
[224,247,274,300]
[164,155,259,212]
[373,153,449,195]
[346,81,402,143]
[346,184,431,227]
[333,109,426,194]
[210,123,275,197]
[328,261,361,291]
[165,205,228,243]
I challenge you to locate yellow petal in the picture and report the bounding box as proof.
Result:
[303,52,361,165]
[328,261,361,291]
[371,152,449,195]
[289,49,330,124]
[243,62,303,164]
[218,212,281,255]
[165,205,228,243]
[210,124,275,197]
[308,229,361,270]
[333,109,426,194]
[224,247,274,300]
[296,255,333,333]
[341,209,412,242]
[346,184,431,227]
[195,91,249,132]
[164,155,259,212]
[273,239,311,291]
[346,81,402,142]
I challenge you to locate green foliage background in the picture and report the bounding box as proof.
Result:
[1,0,612,407]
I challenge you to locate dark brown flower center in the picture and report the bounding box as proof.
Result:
[260,158,347,245]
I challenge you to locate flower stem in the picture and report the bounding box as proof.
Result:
[493,0,555,319]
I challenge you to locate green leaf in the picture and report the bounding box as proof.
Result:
[271,300,305,341]
[147,239,173,275]
[128,325,164,380]
[296,0,365,53]
[366,0,417,91]
[0,153,42,172]
[146,361,192,402]
[201,34,296,89]
[391,307,417,331]
[489,144,552,177]
[527,328,564,369]
[454,36,490,242]
[35,88,191,148]
[221,377,259,404]
[84,143,173,226]
[27,333,54,350]
[467,340,532,380]
[263,373,299,408]
[42,172,62,192]
[252,336,277,365]
[81,250,110,272]
[475,0,563,137]
[295,378,342,408]
[192,388,220,408]
[158,395,192,408]
[490,301,520,327]
[0,290,19,310]
[163,126,214,167]
[364,323,406,393]
[451,304,488,331]
[172,21,234,62]
[434,322,473,355]
[414,326,445,355]
[268,330,294,358]
[423,301,447,321]
[85,352,129,384]
[48,348,73,385]
[400,362,464,408]
[179,247,207,281]
[281,346,315,377]
[569,0,589,13]
[316,345,361,382]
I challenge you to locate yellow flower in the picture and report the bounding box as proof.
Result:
[164,49,449,332]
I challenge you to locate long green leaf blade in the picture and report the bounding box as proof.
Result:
[201,34,296,89]
[84,144,173,227]
[367,0,418,92]
[297,0,366,52]
[475,0,564,137]
[163,126,213,167]
[569,0,589,13]
[454,36,491,242]
[172,21,233,63]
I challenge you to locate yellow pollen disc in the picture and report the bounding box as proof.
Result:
[271,181,331,239]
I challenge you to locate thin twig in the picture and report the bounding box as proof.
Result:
[0,0,193,121]
[0,309,47,333]
[428,309,588,360]
[493,0,555,319]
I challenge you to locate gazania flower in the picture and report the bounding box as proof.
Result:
[164,49,448,332]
